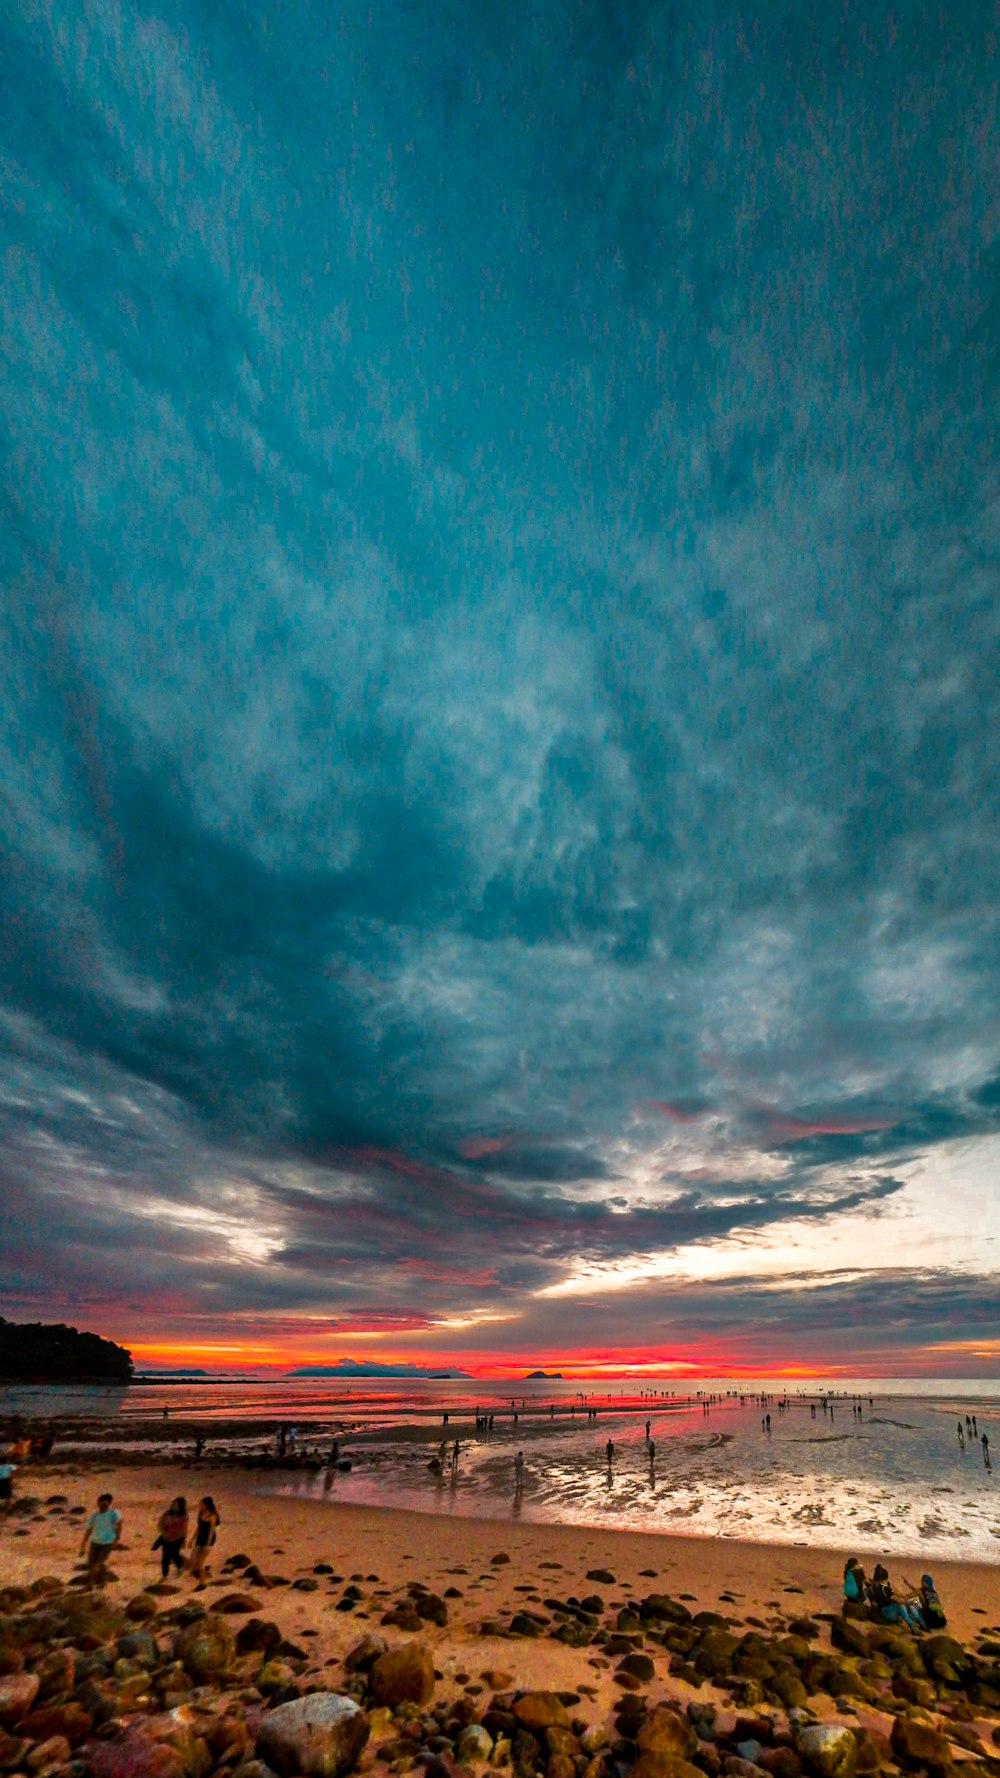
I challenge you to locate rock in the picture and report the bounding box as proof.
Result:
[256,1693,370,1778]
[636,1710,697,1760]
[577,1726,607,1755]
[457,1726,494,1765]
[695,1631,741,1681]
[85,1732,183,1778]
[795,1724,856,1778]
[235,1619,283,1657]
[618,1654,655,1683]
[344,1635,388,1674]
[920,1635,969,1685]
[20,1703,93,1747]
[124,1594,159,1623]
[631,1757,705,1778]
[34,1652,75,1704]
[759,1751,801,1778]
[512,1697,571,1733]
[490,1554,510,1566]
[546,1756,575,1778]
[830,1622,869,1659]
[852,1731,890,1774]
[482,1671,513,1690]
[0,1673,40,1722]
[257,1660,299,1697]
[415,1593,448,1627]
[0,1728,25,1770]
[889,1717,953,1773]
[175,1615,235,1679]
[26,1732,72,1771]
[586,1571,615,1585]
[291,1578,319,1592]
[217,1594,263,1615]
[370,1642,435,1709]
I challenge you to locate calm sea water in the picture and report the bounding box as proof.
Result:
[4,1375,999,1562]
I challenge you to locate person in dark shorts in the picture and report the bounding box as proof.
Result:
[188,1496,220,1588]
[154,1496,188,1577]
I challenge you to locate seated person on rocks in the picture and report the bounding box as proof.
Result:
[842,1556,869,1615]
[867,1562,921,1630]
[904,1572,947,1630]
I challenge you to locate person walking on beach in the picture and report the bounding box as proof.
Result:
[188,1496,220,1589]
[154,1496,188,1578]
[958,1421,965,1449]
[983,1432,991,1470]
[0,1452,15,1520]
[605,1438,615,1467]
[514,1451,525,1491]
[80,1492,122,1586]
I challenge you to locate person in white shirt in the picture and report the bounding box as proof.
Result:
[79,1492,122,1585]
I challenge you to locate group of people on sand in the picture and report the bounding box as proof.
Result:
[843,1557,946,1631]
[77,1491,221,1590]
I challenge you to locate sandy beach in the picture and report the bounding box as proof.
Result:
[6,1462,1000,1710]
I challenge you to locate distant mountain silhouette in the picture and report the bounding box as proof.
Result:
[0,1317,133,1383]
[290,1361,471,1378]
[525,1369,564,1378]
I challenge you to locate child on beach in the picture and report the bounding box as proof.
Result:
[80,1493,122,1586]
[154,1496,188,1578]
[188,1496,220,1588]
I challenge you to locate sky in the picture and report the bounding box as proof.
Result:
[1,0,999,1379]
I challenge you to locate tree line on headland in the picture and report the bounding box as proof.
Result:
[0,1316,133,1382]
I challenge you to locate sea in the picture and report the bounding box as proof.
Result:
[3,1376,999,1563]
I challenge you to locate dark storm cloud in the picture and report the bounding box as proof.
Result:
[1,0,999,1351]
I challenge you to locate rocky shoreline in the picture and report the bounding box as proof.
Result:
[3,1485,1000,1778]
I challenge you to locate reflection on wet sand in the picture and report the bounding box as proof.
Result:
[278,1391,1000,1563]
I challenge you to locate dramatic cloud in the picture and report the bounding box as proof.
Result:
[1,0,998,1372]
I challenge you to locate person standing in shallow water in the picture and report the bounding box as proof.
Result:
[983,1432,991,1469]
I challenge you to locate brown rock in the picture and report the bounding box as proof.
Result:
[370,1642,435,1709]
[636,1709,697,1760]
[547,1757,575,1778]
[852,1730,891,1774]
[175,1614,235,1679]
[217,1594,263,1615]
[20,1703,93,1747]
[632,1757,705,1778]
[0,1673,40,1723]
[34,1652,75,1704]
[256,1692,370,1778]
[511,1695,571,1733]
[85,1733,185,1778]
[124,1594,159,1623]
[343,1635,388,1674]
[26,1733,71,1771]
[889,1717,953,1773]
[0,1728,26,1771]
[482,1671,513,1690]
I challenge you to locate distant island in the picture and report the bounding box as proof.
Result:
[135,1369,209,1378]
[290,1361,471,1379]
[525,1369,564,1379]
[0,1317,133,1383]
